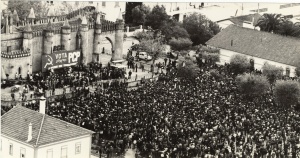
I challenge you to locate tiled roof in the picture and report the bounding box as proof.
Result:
[206,24,300,67]
[229,13,261,26]
[1,106,94,147]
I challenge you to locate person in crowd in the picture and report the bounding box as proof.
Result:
[2,55,300,158]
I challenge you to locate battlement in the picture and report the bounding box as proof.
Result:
[1,49,31,59]
[2,5,112,34]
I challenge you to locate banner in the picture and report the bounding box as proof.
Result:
[42,50,81,72]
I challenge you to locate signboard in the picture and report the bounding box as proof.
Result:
[42,50,81,72]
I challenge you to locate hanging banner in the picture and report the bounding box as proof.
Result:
[42,50,81,72]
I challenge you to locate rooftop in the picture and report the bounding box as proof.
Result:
[1,105,94,146]
[206,24,300,67]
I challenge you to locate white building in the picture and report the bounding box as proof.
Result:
[44,1,126,22]
[1,98,95,158]
[206,24,300,77]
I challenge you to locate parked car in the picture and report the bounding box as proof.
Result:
[138,52,152,61]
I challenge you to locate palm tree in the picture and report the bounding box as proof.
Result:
[255,13,282,32]
[276,19,300,37]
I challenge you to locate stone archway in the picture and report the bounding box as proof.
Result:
[101,37,114,54]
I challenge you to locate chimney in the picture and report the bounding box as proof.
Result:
[26,123,32,142]
[39,96,46,114]
[231,40,233,46]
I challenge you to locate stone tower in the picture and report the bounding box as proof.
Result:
[2,9,12,34]
[61,19,71,51]
[22,23,33,74]
[79,15,89,65]
[112,9,124,61]
[43,21,54,55]
[93,5,102,63]
[23,23,33,51]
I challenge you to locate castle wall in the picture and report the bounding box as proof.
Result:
[1,56,31,79]
[1,39,23,52]
[87,29,95,63]
[32,37,43,72]
[70,32,77,50]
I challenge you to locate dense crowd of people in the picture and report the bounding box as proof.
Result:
[2,57,300,157]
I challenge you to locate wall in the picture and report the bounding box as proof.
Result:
[36,135,91,158]
[1,56,31,79]
[218,48,296,77]
[32,37,43,73]
[1,39,23,51]
[0,135,34,158]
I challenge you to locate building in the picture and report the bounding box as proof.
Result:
[1,4,125,79]
[0,97,95,158]
[43,1,126,22]
[206,24,300,77]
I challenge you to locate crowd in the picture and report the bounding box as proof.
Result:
[2,57,300,158]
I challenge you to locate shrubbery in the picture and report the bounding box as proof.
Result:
[274,80,300,107]
[177,59,199,81]
[236,73,270,97]
[133,31,154,41]
[262,62,283,84]
[209,69,223,81]
[168,37,193,51]
[229,54,250,75]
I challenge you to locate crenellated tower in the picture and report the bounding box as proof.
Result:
[43,21,54,55]
[93,5,102,63]
[79,15,89,65]
[112,9,124,61]
[2,9,12,34]
[61,19,71,51]
[27,8,36,24]
[22,23,33,74]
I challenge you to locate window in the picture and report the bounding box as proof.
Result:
[20,148,26,158]
[75,1,79,5]
[9,143,13,155]
[89,1,93,4]
[7,46,11,52]
[75,143,81,154]
[102,2,106,7]
[61,146,67,158]
[47,149,53,158]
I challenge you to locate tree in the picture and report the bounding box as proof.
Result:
[133,30,154,41]
[209,69,223,81]
[183,13,221,45]
[7,1,47,20]
[132,4,151,26]
[177,58,199,81]
[138,31,166,63]
[276,19,300,38]
[236,73,270,98]
[262,62,283,85]
[125,2,143,25]
[274,80,300,108]
[145,5,170,30]
[161,20,190,42]
[229,54,250,75]
[197,46,220,65]
[255,13,282,32]
[168,37,192,51]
